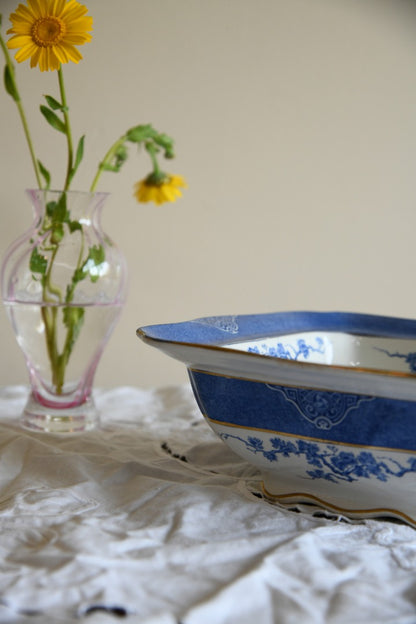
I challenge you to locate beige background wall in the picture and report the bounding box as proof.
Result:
[1,0,416,389]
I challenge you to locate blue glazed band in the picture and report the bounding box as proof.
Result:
[189,369,416,452]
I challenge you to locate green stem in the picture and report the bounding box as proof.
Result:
[43,244,63,302]
[40,240,64,392]
[146,141,161,177]
[56,226,87,393]
[40,209,88,393]
[0,28,42,188]
[89,134,127,192]
[41,305,60,389]
[58,67,73,191]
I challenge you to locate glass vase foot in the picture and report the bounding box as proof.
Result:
[21,392,99,434]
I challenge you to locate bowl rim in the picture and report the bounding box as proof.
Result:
[137,311,416,400]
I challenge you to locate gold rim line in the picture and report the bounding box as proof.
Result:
[137,329,416,382]
[261,485,416,527]
[205,416,416,455]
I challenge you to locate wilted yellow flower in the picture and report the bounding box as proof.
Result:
[7,0,93,72]
[134,174,188,205]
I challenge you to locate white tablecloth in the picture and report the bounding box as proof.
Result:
[1,385,416,624]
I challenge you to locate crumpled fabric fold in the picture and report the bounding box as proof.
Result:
[0,386,416,623]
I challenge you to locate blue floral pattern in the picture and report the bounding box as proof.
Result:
[375,347,416,373]
[247,337,325,360]
[220,433,416,483]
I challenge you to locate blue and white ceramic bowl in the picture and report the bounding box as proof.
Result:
[137,311,416,527]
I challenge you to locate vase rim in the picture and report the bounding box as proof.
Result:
[26,188,110,198]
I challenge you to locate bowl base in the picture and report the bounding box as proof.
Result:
[261,483,416,528]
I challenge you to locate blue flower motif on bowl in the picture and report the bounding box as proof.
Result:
[247,337,325,360]
[375,347,416,373]
[138,310,416,526]
[220,432,416,484]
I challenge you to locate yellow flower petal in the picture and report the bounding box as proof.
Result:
[28,0,46,19]
[14,41,38,62]
[53,42,69,63]
[52,0,68,16]
[133,174,188,206]
[7,0,93,71]
[6,34,32,49]
[11,5,38,23]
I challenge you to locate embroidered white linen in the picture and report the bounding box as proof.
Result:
[0,385,416,624]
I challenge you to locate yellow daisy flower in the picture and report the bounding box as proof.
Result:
[7,0,93,72]
[134,174,188,205]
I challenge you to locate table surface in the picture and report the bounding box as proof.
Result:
[1,385,416,624]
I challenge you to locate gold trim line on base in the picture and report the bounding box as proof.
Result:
[262,484,416,528]
[206,416,416,455]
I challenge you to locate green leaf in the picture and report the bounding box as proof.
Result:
[4,65,19,102]
[30,247,47,275]
[38,160,51,190]
[74,135,85,170]
[89,244,105,265]
[40,105,66,133]
[67,135,85,186]
[72,267,86,284]
[68,220,82,233]
[65,244,106,301]
[54,193,68,222]
[62,305,85,354]
[84,245,105,282]
[63,306,84,331]
[47,194,68,224]
[50,223,64,244]
[126,124,155,143]
[153,133,174,149]
[44,94,65,111]
[46,200,57,218]
[100,162,120,172]
[101,144,128,173]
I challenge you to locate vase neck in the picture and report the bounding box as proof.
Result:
[26,189,109,224]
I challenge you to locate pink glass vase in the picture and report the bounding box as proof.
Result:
[1,189,127,433]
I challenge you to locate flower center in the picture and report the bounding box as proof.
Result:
[31,17,66,47]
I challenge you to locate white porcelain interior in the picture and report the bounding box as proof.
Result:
[224,331,416,374]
